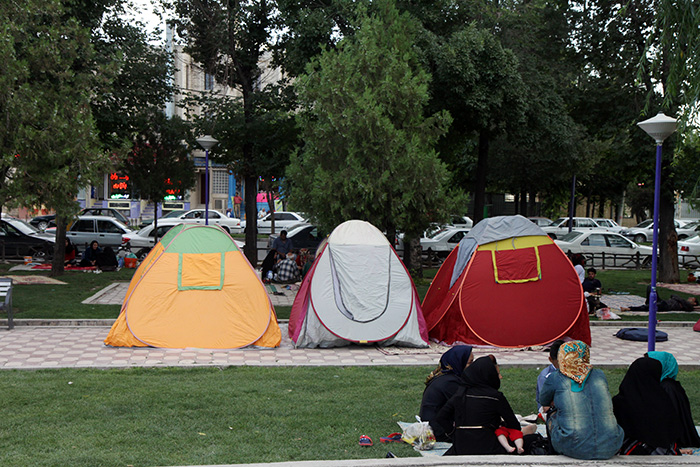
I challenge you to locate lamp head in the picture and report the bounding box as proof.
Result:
[637,112,677,144]
[196,135,219,150]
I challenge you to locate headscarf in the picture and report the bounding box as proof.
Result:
[425,345,473,385]
[647,351,679,381]
[613,357,681,447]
[461,356,500,391]
[557,340,592,391]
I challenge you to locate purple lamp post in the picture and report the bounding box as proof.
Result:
[196,135,219,225]
[637,111,677,352]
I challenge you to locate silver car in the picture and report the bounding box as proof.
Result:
[66,216,135,249]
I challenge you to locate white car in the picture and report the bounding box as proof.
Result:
[420,227,470,257]
[168,209,241,234]
[66,216,135,248]
[256,211,307,234]
[541,217,609,239]
[122,221,244,259]
[678,234,700,266]
[554,231,652,265]
[592,218,624,233]
[449,215,473,228]
[621,219,698,243]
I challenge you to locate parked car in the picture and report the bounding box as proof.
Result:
[29,214,57,231]
[267,224,326,253]
[528,217,553,227]
[420,227,471,257]
[256,211,307,234]
[620,219,698,243]
[592,218,624,233]
[166,209,241,233]
[541,217,609,239]
[554,230,652,264]
[449,215,473,228]
[123,221,243,259]
[139,209,187,228]
[0,217,55,260]
[66,216,135,249]
[78,207,130,226]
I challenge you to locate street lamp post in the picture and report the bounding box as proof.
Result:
[196,135,219,225]
[637,111,677,352]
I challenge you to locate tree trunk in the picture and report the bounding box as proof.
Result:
[51,215,67,276]
[243,172,258,267]
[658,183,679,283]
[153,201,159,244]
[514,193,519,215]
[472,129,489,223]
[529,190,537,216]
[519,190,527,217]
[402,235,422,278]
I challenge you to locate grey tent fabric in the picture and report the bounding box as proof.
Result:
[450,215,548,288]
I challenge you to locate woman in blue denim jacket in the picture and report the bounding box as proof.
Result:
[540,341,624,459]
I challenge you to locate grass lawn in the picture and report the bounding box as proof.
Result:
[2,366,699,466]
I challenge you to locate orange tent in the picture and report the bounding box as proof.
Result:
[105,224,280,349]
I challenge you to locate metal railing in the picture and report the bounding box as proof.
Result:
[577,252,651,269]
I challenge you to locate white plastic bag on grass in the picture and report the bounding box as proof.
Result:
[400,416,436,450]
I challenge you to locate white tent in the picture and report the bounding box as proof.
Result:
[288,220,429,348]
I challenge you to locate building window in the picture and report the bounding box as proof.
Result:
[212,170,228,194]
[204,72,214,91]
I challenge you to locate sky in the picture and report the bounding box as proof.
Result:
[125,0,168,42]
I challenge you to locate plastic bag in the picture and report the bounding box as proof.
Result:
[595,307,621,320]
[401,416,436,451]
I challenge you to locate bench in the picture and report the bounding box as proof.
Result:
[0,278,13,330]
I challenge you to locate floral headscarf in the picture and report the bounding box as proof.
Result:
[646,351,679,381]
[558,340,593,391]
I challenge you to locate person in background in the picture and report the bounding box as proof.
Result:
[646,351,700,449]
[582,268,607,312]
[64,238,77,266]
[271,230,293,260]
[540,340,623,459]
[613,356,681,455]
[273,252,300,283]
[420,345,474,441]
[536,339,564,416]
[301,251,315,278]
[80,240,101,267]
[233,192,242,218]
[571,254,585,283]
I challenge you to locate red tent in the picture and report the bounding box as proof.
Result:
[422,215,591,348]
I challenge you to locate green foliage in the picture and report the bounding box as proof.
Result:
[288,0,463,237]
[125,112,195,206]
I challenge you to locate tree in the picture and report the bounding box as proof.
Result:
[171,0,292,265]
[124,112,195,246]
[3,0,108,274]
[287,0,463,275]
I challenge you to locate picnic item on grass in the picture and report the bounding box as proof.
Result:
[614,327,668,342]
[359,435,373,447]
[401,416,436,451]
[595,307,621,320]
[380,432,402,443]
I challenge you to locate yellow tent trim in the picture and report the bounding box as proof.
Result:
[477,235,551,251]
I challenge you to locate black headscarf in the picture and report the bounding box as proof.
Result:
[613,357,681,448]
[461,356,500,391]
[425,345,473,386]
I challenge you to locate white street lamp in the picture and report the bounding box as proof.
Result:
[637,111,677,351]
[196,135,219,225]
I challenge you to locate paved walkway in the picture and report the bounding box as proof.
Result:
[1,322,699,369]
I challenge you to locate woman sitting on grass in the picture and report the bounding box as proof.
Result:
[420,345,473,440]
[646,351,700,449]
[540,340,623,459]
[613,357,682,455]
[432,355,523,455]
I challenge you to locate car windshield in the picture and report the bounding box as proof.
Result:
[559,231,583,242]
[163,210,185,219]
[8,218,41,235]
[682,220,700,230]
[636,219,653,228]
[428,228,447,239]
